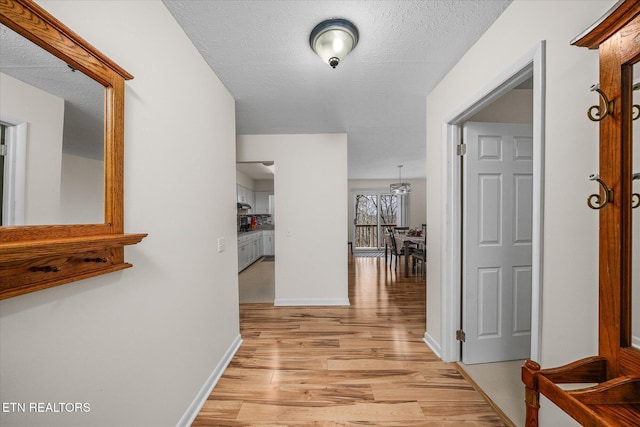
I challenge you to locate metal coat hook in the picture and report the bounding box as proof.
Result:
[633,172,640,209]
[588,84,614,122]
[587,173,614,210]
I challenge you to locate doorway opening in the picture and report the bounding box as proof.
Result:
[442,42,545,365]
[236,161,275,304]
[0,120,27,226]
[440,41,545,427]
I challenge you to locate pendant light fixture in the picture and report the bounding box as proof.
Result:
[309,18,359,69]
[390,165,411,195]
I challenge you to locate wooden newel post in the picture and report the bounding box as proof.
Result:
[522,360,541,426]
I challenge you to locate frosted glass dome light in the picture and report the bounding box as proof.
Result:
[309,18,359,69]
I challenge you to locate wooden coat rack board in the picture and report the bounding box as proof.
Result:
[522,1,640,425]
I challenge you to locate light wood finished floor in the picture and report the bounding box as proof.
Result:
[193,255,508,426]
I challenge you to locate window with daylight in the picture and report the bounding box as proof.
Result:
[353,192,406,250]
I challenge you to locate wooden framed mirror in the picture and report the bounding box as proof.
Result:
[0,0,146,299]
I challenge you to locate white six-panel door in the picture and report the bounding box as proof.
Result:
[462,122,533,364]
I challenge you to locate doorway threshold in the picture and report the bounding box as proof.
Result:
[456,360,525,427]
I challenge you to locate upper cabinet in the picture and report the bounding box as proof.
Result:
[254,191,274,214]
[236,185,255,209]
[0,0,146,299]
[522,1,640,425]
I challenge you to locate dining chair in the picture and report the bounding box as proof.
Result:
[411,224,427,279]
[388,229,405,271]
[383,229,393,265]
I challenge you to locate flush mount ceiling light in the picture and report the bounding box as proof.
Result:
[390,165,411,195]
[309,18,359,69]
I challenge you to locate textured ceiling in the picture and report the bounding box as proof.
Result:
[163,0,512,180]
[1,1,512,178]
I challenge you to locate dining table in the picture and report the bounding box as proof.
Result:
[393,234,426,278]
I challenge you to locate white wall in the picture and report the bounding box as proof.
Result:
[426,1,615,425]
[60,153,103,224]
[235,170,255,189]
[468,89,533,123]
[0,72,64,225]
[254,180,275,192]
[348,179,427,240]
[237,134,349,305]
[0,1,240,426]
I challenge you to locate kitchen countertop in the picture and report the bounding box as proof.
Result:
[237,228,273,235]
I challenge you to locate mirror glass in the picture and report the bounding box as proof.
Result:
[632,61,640,349]
[0,23,104,226]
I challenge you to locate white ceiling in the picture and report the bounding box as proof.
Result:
[162,0,512,180]
[1,1,512,178]
[236,162,275,181]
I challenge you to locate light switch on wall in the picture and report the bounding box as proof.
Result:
[217,237,225,252]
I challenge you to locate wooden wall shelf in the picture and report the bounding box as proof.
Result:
[0,234,147,263]
[0,233,147,300]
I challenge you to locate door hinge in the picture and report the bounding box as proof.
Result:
[456,144,467,157]
[0,144,6,156]
[456,329,466,342]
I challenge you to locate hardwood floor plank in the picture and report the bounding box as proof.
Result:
[326,359,449,371]
[419,400,507,422]
[271,369,426,385]
[371,382,486,401]
[191,256,508,426]
[192,400,243,422]
[218,367,274,384]
[235,401,425,422]
[211,383,375,404]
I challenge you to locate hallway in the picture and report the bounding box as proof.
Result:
[192,256,508,425]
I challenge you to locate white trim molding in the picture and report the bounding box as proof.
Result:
[176,334,243,427]
[1,119,27,226]
[423,332,442,359]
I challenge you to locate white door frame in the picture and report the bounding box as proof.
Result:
[440,41,546,363]
[1,117,27,226]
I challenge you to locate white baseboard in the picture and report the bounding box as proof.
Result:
[274,298,350,306]
[176,334,243,427]
[423,332,443,360]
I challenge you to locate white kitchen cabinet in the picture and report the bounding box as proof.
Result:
[236,185,245,203]
[236,185,255,209]
[237,240,250,271]
[237,231,266,272]
[254,191,270,214]
[262,230,275,256]
[247,190,255,210]
[253,238,260,260]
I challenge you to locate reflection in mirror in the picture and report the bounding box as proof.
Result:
[632,62,639,349]
[0,23,104,226]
